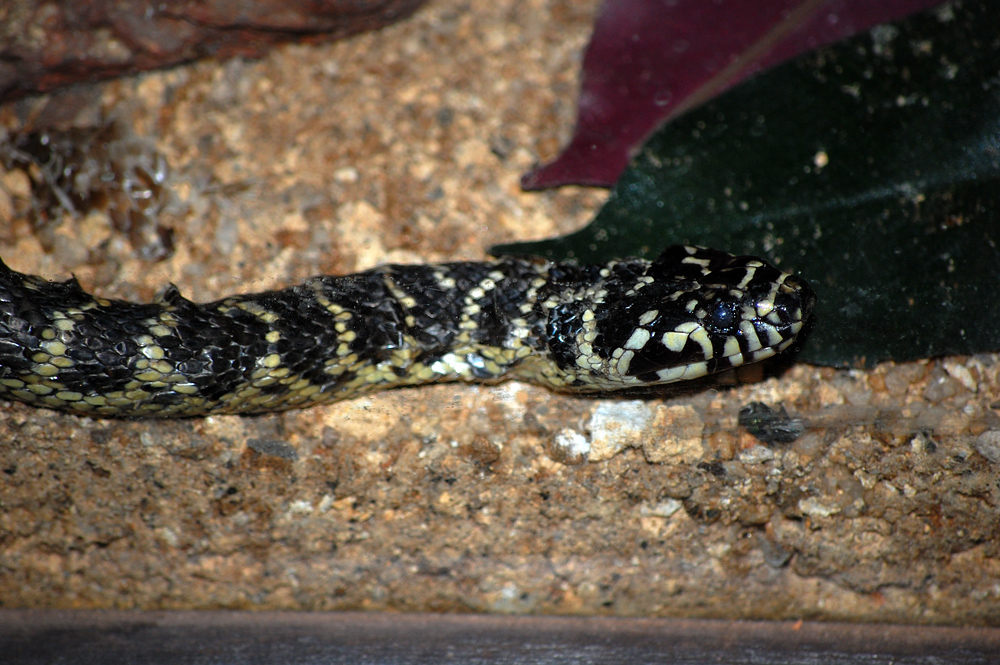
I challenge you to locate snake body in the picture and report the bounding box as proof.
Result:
[0,246,814,418]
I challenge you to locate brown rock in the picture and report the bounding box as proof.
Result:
[0,0,426,103]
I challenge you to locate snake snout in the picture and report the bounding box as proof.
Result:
[771,273,817,328]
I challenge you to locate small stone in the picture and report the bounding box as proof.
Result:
[759,537,793,568]
[587,401,651,462]
[247,438,299,460]
[973,430,1000,465]
[943,360,978,393]
[552,428,590,464]
[738,445,775,465]
[882,362,927,397]
[640,499,683,519]
[923,366,960,403]
[799,496,840,518]
[333,166,360,183]
[287,499,314,514]
[909,431,938,455]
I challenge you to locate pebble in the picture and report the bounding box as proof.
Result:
[738,445,776,465]
[973,430,1000,465]
[587,401,651,462]
[552,428,590,463]
[247,437,299,460]
[923,366,961,403]
[882,362,927,397]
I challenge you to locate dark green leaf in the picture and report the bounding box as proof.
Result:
[495,2,1000,367]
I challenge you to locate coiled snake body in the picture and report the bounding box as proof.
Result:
[0,246,815,418]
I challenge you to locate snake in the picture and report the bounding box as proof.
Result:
[0,245,815,418]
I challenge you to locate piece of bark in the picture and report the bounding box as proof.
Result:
[0,0,426,104]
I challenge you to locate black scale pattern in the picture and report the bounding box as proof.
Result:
[0,246,816,418]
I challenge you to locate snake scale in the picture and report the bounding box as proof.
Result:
[0,245,815,418]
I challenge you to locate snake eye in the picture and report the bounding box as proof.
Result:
[708,301,738,332]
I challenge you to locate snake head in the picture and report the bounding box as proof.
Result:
[545,245,816,389]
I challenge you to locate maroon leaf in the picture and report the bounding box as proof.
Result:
[522,0,945,190]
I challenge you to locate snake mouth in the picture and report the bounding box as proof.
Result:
[732,271,817,360]
[766,273,817,355]
[774,273,817,322]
